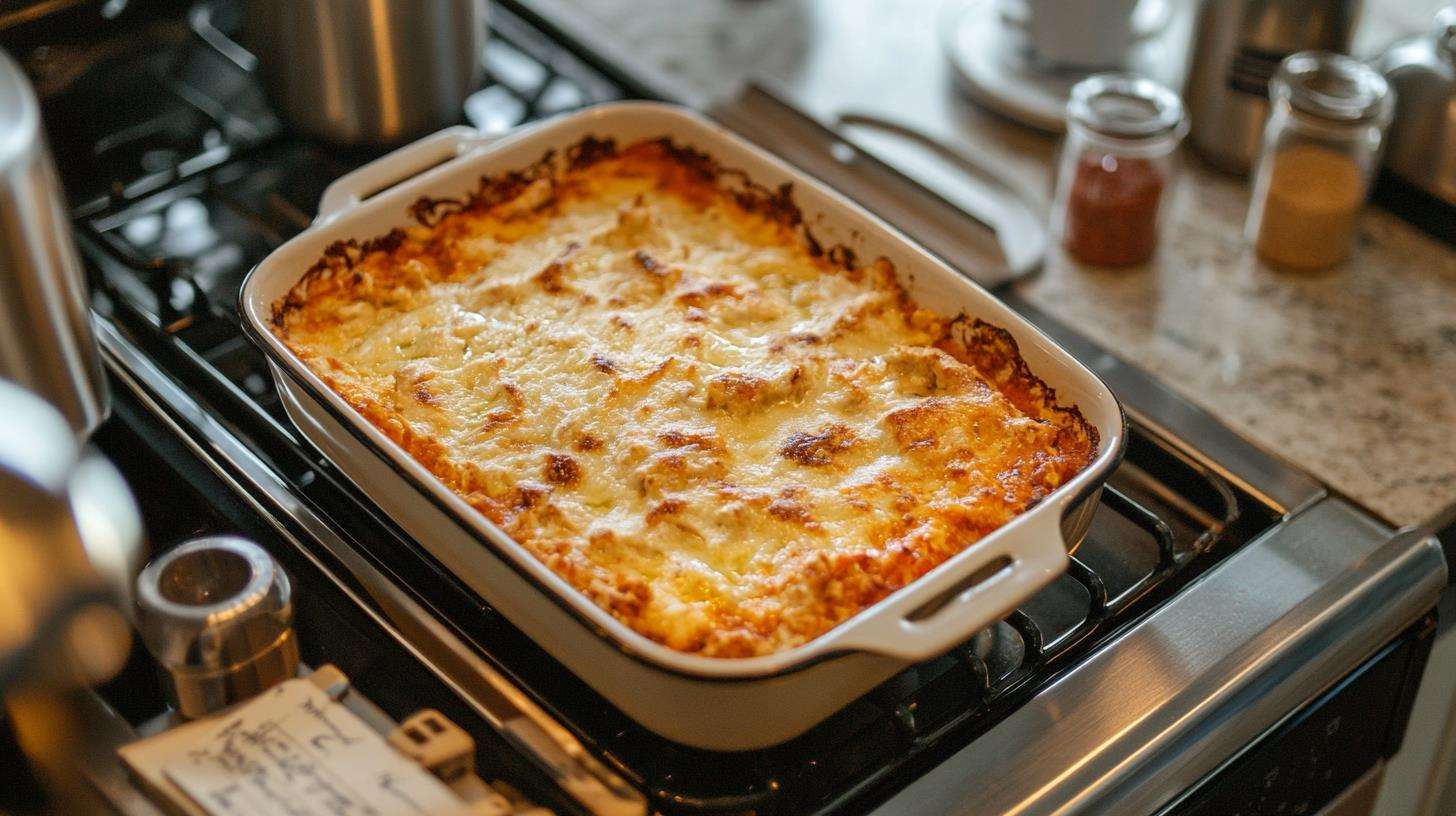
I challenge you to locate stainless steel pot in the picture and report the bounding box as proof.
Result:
[0,49,108,437]
[233,0,488,146]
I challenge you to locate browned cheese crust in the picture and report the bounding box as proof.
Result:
[272,138,1098,658]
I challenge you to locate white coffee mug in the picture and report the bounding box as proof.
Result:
[1022,0,1144,69]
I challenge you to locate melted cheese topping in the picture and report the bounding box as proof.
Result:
[274,140,1096,657]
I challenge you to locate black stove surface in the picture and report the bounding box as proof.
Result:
[14,4,1282,814]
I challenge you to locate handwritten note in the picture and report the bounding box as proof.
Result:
[121,678,470,816]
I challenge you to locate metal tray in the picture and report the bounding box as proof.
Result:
[240,102,1125,749]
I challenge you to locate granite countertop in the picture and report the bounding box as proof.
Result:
[521,0,1456,527]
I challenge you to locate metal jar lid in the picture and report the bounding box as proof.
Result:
[1067,73,1188,142]
[135,536,299,718]
[1274,51,1394,126]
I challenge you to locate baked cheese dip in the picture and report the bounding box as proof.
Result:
[272,138,1097,658]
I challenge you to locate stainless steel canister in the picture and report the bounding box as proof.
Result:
[0,50,108,437]
[1183,0,1363,174]
[134,536,299,718]
[1378,6,1456,209]
[236,0,488,146]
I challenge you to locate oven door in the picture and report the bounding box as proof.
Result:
[1158,613,1436,816]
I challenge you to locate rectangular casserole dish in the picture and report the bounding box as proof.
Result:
[240,102,1125,750]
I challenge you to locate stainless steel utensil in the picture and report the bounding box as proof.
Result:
[1378,6,1456,210]
[134,536,299,718]
[1183,0,1363,174]
[216,0,488,146]
[0,49,108,437]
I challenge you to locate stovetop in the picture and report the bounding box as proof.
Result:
[8,2,1385,814]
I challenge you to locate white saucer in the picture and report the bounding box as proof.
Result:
[941,0,1188,133]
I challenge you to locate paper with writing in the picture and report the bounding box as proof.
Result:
[123,678,468,816]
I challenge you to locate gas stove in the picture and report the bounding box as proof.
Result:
[6,2,1447,815]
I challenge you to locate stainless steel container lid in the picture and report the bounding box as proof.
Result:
[0,49,108,437]
[135,536,299,718]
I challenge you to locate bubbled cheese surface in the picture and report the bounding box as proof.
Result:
[274,140,1095,657]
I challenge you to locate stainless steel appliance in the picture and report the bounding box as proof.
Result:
[209,0,488,145]
[0,2,1445,815]
[0,49,108,436]
[1183,0,1364,173]
[1376,5,1456,243]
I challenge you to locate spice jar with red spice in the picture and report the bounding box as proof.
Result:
[1053,74,1188,268]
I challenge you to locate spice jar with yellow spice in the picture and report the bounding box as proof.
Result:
[1245,52,1394,272]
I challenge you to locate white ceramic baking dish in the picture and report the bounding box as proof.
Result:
[240,102,1125,750]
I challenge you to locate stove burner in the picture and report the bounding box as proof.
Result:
[39,4,1281,813]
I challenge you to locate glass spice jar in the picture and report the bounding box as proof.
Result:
[1053,73,1188,268]
[1245,52,1394,272]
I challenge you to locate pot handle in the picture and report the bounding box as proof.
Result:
[817,505,1070,662]
[316,126,497,224]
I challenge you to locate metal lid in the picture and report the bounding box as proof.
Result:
[1067,73,1187,140]
[135,536,299,717]
[1274,51,1393,125]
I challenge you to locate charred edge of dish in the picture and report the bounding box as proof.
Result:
[827,245,857,269]
[946,315,1099,452]
[640,137,864,271]
[272,134,872,327]
[410,152,561,228]
[271,229,409,328]
[566,135,618,171]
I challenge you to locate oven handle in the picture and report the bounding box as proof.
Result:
[818,506,1070,661]
[316,126,501,224]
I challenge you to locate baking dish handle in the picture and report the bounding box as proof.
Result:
[820,506,1071,662]
[316,126,499,224]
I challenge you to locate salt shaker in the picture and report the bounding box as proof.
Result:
[1052,73,1188,268]
[1245,52,1394,272]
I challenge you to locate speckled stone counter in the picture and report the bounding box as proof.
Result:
[1026,166,1456,525]
[521,0,1456,526]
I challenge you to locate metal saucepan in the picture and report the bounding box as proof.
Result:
[196,0,487,146]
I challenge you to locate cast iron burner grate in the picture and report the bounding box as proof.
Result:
[30,4,1281,814]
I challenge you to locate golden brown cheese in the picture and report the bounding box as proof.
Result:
[272,138,1097,658]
